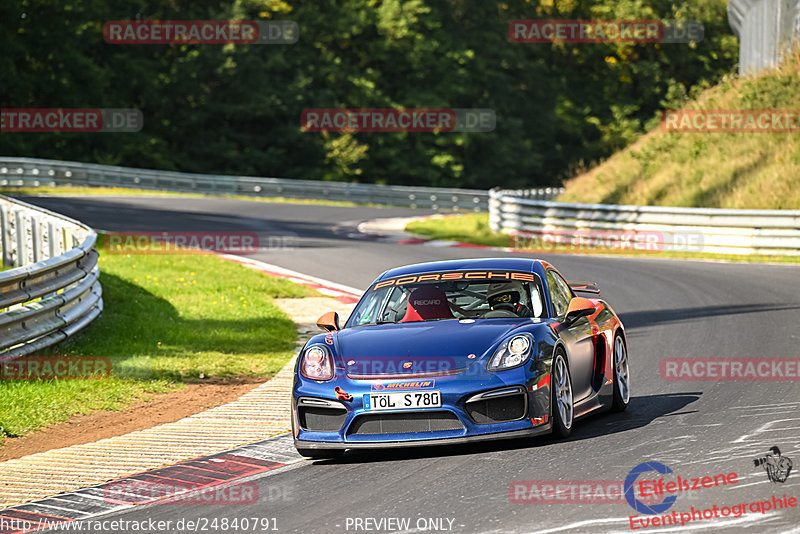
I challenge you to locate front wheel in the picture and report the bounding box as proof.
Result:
[611,334,630,411]
[551,349,573,438]
[296,448,345,459]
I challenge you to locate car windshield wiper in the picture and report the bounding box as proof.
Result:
[353,319,396,327]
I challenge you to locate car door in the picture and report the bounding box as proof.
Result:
[547,269,595,401]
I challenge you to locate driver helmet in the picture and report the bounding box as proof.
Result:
[487,282,526,311]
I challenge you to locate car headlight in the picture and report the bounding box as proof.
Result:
[300,344,334,380]
[488,334,533,371]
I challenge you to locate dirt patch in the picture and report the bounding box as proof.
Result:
[0,377,264,461]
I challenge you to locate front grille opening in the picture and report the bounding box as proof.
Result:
[347,411,464,435]
[299,406,348,432]
[466,394,526,424]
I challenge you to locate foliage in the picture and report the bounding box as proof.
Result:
[0,0,736,189]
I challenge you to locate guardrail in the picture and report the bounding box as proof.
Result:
[728,0,800,75]
[0,195,102,361]
[489,189,800,256]
[0,157,562,211]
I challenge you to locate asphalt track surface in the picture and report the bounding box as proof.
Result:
[20,195,800,534]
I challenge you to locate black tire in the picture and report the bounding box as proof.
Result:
[296,448,345,459]
[550,348,573,438]
[611,333,630,412]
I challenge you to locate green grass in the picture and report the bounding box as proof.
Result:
[0,248,316,442]
[0,185,383,208]
[558,48,800,209]
[406,213,508,247]
[405,213,800,264]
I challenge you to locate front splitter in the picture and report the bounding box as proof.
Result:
[295,424,552,450]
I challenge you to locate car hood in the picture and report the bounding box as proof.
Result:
[336,319,531,377]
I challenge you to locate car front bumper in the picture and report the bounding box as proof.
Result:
[292,366,552,449]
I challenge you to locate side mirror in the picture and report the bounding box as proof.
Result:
[317,311,341,332]
[564,297,596,323]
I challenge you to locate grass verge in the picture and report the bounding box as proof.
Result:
[405,213,800,264]
[0,185,383,208]
[0,249,317,443]
[558,49,800,209]
[406,213,507,247]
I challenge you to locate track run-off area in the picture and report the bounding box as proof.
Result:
[17,195,800,534]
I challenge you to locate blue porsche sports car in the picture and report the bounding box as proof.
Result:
[291,258,630,458]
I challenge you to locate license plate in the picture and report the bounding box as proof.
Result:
[364,391,441,411]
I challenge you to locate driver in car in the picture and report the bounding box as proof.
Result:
[486,282,532,317]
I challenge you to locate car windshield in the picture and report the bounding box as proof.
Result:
[347,276,545,327]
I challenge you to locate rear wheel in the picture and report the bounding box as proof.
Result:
[551,349,573,438]
[296,448,345,459]
[611,334,630,411]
